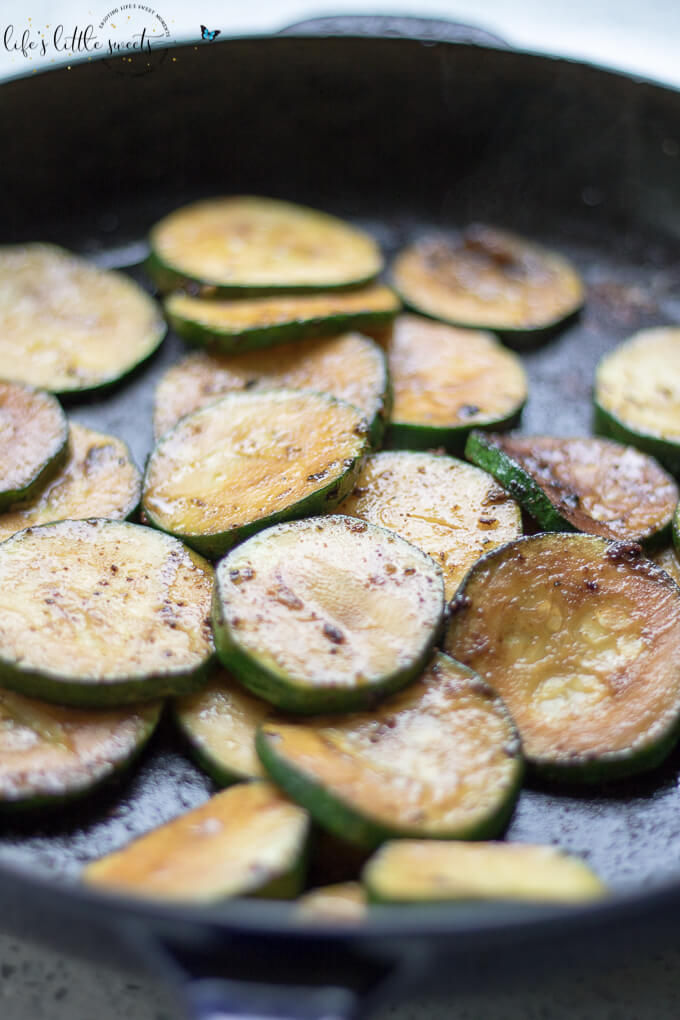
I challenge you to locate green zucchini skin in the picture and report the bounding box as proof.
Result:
[257,726,522,851]
[163,298,399,357]
[446,533,680,783]
[594,402,680,477]
[387,404,524,456]
[215,614,443,717]
[0,702,162,813]
[0,384,70,513]
[0,425,69,514]
[465,431,576,533]
[146,451,367,561]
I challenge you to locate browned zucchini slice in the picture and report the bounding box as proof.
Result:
[214,516,445,714]
[83,781,310,902]
[163,284,399,353]
[0,381,68,512]
[338,450,522,600]
[153,332,390,446]
[363,841,606,904]
[392,226,583,339]
[595,327,680,474]
[466,432,677,549]
[296,882,367,922]
[0,244,166,393]
[0,691,161,809]
[385,315,527,452]
[256,652,522,848]
[147,196,382,294]
[0,423,141,543]
[143,390,369,558]
[0,519,214,707]
[445,533,680,782]
[174,668,268,785]
[654,546,680,587]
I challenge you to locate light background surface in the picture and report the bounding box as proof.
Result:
[1,1,680,1017]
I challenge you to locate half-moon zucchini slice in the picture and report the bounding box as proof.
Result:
[363,841,606,904]
[296,882,367,922]
[256,652,522,849]
[143,390,370,559]
[392,226,583,341]
[385,315,527,453]
[595,327,680,474]
[0,690,161,810]
[0,519,214,707]
[0,381,68,512]
[0,244,166,393]
[83,781,310,902]
[163,284,399,354]
[174,668,268,785]
[0,423,141,543]
[214,516,445,714]
[445,533,680,782]
[152,332,390,447]
[337,450,522,600]
[466,431,677,549]
[147,196,383,295]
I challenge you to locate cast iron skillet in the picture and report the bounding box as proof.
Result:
[2,15,680,1019]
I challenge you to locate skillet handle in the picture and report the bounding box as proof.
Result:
[277,15,509,49]
[184,976,359,1020]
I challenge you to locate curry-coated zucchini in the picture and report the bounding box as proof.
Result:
[363,841,606,904]
[0,381,68,512]
[595,327,680,474]
[143,390,370,559]
[445,533,680,782]
[153,332,391,447]
[338,450,522,600]
[147,196,383,295]
[0,519,214,707]
[163,284,399,354]
[83,781,309,902]
[384,315,527,453]
[392,225,583,343]
[0,244,166,393]
[466,431,677,549]
[214,516,445,714]
[0,690,161,810]
[0,424,141,543]
[256,652,522,848]
[296,882,367,922]
[174,668,268,785]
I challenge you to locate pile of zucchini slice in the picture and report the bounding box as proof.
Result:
[7,195,680,916]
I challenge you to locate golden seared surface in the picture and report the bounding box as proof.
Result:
[144,390,367,539]
[0,519,214,683]
[164,283,398,332]
[596,327,680,440]
[151,196,382,288]
[259,653,520,835]
[175,669,268,780]
[338,451,521,599]
[84,781,309,901]
[0,381,66,495]
[153,333,386,439]
[296,882,367,922]
[446,534,680,762]
[0,424,141,543]
[653,546,680,587]
[385,315,527,428]
[218,517,443,691]
[0,244,164,391]
[364,840,606,903]
[392,225,583,331]
[0,690,160,802]
[493,435,677,542]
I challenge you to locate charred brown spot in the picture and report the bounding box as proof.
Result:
[606,541,642,563]
[322,623,345,645]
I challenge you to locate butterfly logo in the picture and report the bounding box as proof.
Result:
[200,25,221,41]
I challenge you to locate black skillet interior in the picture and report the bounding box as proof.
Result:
[2,19,680,1009]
